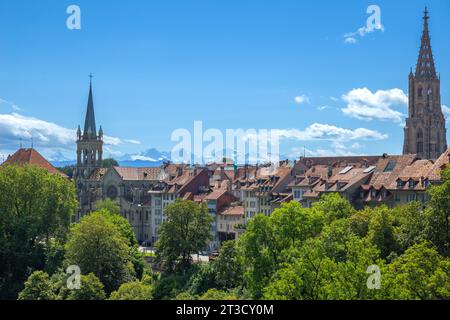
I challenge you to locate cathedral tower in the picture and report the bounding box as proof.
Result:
[403,8,447,159]
[75,76,103,183]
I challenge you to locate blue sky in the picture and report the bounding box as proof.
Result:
[0,0,449,162]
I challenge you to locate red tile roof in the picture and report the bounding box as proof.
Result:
[219,205,245,216]
[113,167,161,181]
[2,148,67,177]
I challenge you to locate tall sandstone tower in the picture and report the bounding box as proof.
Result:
[74,77,104,213]
[403,8,447,160]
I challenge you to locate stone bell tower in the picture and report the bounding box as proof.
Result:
[74,75,103,188]
[403,7,447,160]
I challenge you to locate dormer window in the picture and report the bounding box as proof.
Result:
[397,180,404,189]
[409,180,416,189]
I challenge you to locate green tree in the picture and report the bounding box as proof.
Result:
[312,193,355,224]
[18,271,57,300]
[199,288,238,300]
[393,202,429,251]
[188,263,218,295]
[64,212,135,293]
[96,207,146,279]
[366,206,400,259]
[426,166,450,255]
[264,231,381,300]
[102,158,119,168]
[56,165,76,178]
[380,242,450,300]
[109,281,153,300]
[0,165,77,299]
[95,199,121,216]
[66,273,106,300]
[156,200,212,271]
[238,200,327,298]
[213,241,243,290]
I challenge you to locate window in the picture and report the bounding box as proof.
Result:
[418,87,423,97]
[409,180,416,189]
[383,160,396,172]
[417,142,424,153]
[407,194,416,202]
[417,129,424,139]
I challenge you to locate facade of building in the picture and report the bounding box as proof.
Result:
[403,8,447,160]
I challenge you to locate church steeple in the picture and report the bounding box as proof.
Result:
[404,7,447,160]
[75,75,104,182]
[83,74,97,139]
[415,7,437,79]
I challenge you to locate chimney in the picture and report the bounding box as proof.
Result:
[327,164,333,178]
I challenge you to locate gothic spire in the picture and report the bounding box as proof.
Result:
[415,7,437,79]
[83,74,97,139]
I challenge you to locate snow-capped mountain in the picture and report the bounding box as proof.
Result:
[117,148,171,167]
[49,147,290,168]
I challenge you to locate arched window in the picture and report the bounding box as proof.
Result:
[417,128,424,153]
[437,130,441,152]
[83,149,89,165]
[418,87,423,98]
[417,129,424,139]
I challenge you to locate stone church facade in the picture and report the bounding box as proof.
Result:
[403,8,447,160]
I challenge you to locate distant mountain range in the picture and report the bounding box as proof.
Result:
[50,147,289,168]
[51,148,171,168]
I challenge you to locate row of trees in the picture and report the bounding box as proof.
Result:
[2,163,449,300]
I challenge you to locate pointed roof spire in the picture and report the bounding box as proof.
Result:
[83,74,97,139]
[415,7,437,79]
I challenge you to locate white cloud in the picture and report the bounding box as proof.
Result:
[0,112,137,159]
[442,105,450,122]
[130,155,157,162]
[290,142,361,158]
[124,139,142,145]
[317,105,332,111]
[330,97,339,102]
[0,113,75,149]
[0,98,22,111]
[272,123,387,142]
[344,37,357,44]
[294,95,310,105]
[344,21,384,44]
[341,88,408,123]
